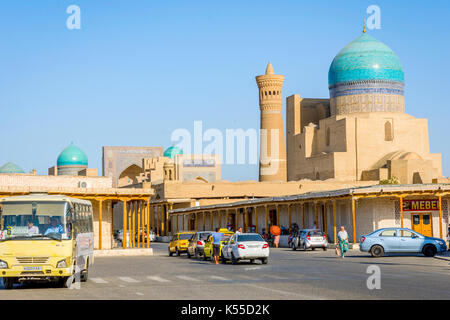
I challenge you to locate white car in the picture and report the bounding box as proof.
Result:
[221,233,269,265]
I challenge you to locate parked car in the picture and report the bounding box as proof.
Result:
[134,228,156,243]
[360,227,447,257]
[291,229,328,251]
[168,232,195,256]
[203,228,234,261]
[221,233,269,265]
[187,231,212,259]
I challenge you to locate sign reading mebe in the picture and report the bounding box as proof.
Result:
[403,199,440,211]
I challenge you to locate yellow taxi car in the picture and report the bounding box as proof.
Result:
[168,232,195,256]
[202,228,234,261]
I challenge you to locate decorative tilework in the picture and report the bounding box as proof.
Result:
[329,80,404,98]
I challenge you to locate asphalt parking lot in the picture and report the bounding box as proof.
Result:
[1,243,449,300]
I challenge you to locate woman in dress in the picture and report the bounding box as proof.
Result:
[337,226,349,258]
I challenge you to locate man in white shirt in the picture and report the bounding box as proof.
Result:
[27,220,39,236]
[236,227,242,235]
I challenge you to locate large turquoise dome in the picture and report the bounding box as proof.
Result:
[57,143,88,166]
[329,33,404,87]
[0,162,25,174]
[163,146,183,159]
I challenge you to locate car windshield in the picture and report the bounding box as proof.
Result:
[0,201,70,241]
[237,234,264,242]
[308,231,323,236]
[199,233,211,240]
[179,233,193,240]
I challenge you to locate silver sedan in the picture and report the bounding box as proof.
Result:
[221,233,269,265]
[291,229,328,251]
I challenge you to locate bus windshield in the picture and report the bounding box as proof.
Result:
[0,201,71,241]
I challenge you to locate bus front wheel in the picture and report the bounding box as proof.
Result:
[81,262,89,282]
[59,276,73,288]
[2,277,15,289]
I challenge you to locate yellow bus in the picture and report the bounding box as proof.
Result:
[0,194,94,289]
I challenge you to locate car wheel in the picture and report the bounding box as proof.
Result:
[221,252,227,264]
[187,250,191,258]
[370,245,384,258]
[2,277,15,290]
[323,247,327,251]
[202,253,207,261]
[261,258,268,265]
[250,259,255,264]
[302,243,307,251]
[80,263,89,282]
[423,245,437,257]
[176,248,180,256]
[168,248,173,257]
[311,247,316,251]
[231,253,238,265]
[194,249,199,259]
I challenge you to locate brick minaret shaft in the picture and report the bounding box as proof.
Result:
[256,62,287,182]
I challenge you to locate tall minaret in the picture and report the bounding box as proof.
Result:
[256,62,287,182]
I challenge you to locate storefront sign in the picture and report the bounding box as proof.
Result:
[403,199,440,211]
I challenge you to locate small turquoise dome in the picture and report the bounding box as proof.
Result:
[0,162,25,174]
[329,33,404,87]
[57,143,88,167]
[163,146,183,159]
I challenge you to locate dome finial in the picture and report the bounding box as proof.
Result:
[265,62,274,75]
[363,18,366,33]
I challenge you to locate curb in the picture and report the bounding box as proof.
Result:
[94,248,154,257]
[434,254,450,262]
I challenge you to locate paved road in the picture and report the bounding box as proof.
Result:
[1,243,449,299]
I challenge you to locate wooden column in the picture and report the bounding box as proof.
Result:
[156,205,160,236]
[302,203,305,229]
[314,202,318,228]
[98,199,103,250]
[333,200,337,244]
[160,205,165,236]
[255,206,258,233]
[399,196,404,228]
[122,200,127,249]
[166,204,170,236]
[128,202,132,247]
[323,202,328,239]
[137,201,141,248]
[151,205,154,233]
[210,211,214,231]
[352,198,357,243]
[182,213,185,232]
[132,201,136,248]
[265,205,268,231]
[146,200,150,248]
[276,205,279,226]
[195,212,198,231]
[439,195,443,239]
[203,211,206,231]
[288,204,291,233]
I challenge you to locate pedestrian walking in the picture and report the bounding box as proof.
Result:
[337,226,349,258]
[210,228,224,265]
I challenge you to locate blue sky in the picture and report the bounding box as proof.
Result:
[0,0,449,181]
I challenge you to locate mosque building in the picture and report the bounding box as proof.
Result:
[171,29,449,244]
[0,28,449,249]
